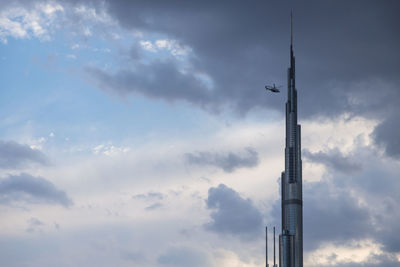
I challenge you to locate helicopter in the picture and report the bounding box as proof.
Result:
[265,83,281,93]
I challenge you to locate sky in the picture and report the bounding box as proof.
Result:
[0,0,399,266]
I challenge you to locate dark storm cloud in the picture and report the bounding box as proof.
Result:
[0,173,72,207]
[85,1,285,114]
[303,148,362,174]
[79,0,399,116]
[157,247,211,267]
[0,141,48,169]
[83,0,400,161]
[205,184,263,239]
[184,148,259,173]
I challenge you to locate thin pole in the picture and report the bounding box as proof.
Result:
[273,227,276,267]
[266,226,268,267]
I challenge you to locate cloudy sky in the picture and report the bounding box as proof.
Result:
[0,0,399,266]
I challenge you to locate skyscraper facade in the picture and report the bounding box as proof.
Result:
[279,13,303,267]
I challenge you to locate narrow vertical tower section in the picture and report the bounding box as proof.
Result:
[279,11,303,267]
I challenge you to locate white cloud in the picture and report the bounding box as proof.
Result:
[0,1,119,45]
[41,2,64,15]
[302,114,377,182]
[139,40,156,52]
[138,39,192,57]
[305,240,383,266]
[92,143,131,156]
[0,2,64,43]
[28,136,47,150]
[73,4,114,25]
[213,249,260,267]
[82,26,92,36]
[302,114,377,155]
[155,39,191,56]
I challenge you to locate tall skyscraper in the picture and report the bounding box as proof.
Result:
[279,12,303,267]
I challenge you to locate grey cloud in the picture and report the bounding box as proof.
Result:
[331,155,400,254]
[185,148,259,173]
[27,217,44,226]
[26,217,44,233]
[0,141,48,169]
[269,143,400,254]
[270,177,374,252]
[0,223,153,267]
[0,0,37,11]
[372,113,400,158]
[205,184,263,240]
[120,250,147,263]
[339,171,400,253]
[303,180,373,251]
[133,191,164,200]
[0,173,72,207]
[303,148,362,174]
[133,192,165,211]
[157,247,212,267]
[145,202,162,211]
[378,221,400,253]
[86,60,216,111]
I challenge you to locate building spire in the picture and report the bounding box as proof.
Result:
[280,10,303,267]
[290,9,293,48]
[289,10,296,101]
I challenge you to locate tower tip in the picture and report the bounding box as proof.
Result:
[290,10,293,47]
